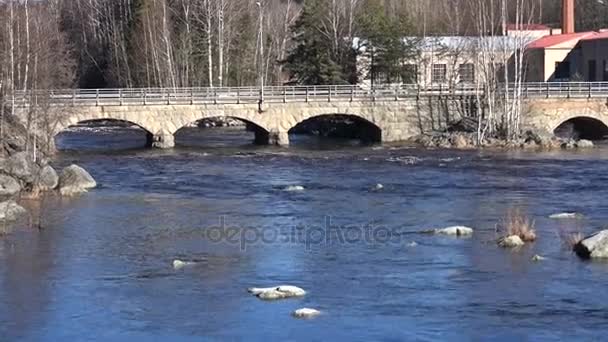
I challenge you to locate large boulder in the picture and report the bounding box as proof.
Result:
[58,165,97,196]
[0,175,21,198]
[38,165,59,191]
[574,230,608,259]
[1,152,39,183]
[0,200,27,221]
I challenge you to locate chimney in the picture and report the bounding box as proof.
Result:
[562,0,575,34]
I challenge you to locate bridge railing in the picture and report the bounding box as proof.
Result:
[8,82,608,107]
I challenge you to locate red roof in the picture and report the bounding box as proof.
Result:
[580,31,608,41]
[507,23,551,31]
[526,32,596,49]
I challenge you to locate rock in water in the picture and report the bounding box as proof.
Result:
[292,308,321,319]
[283,185,305,192]
[0,200,27,221]
[531,255,546,262]
[0,175,21,198]
[549,212,582,219]
[433,226,474,236]
[498,235,525,248]
[59,165,97,196]
[373,183,384,191]
[38,165,59,191]
[172,259,195,269]
[576,139,594,148]
[248,285,306,300]
[574,230,608,259]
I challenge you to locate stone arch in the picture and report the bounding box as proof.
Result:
[553,116,608,140]
[56,113,157,139]
[172,112,273,145]
[54,117,158,150]
[287,112,382,143]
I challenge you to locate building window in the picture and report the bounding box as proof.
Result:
[554,61,570,80]
[588,60,597,81]
[458,64,475,83]
[431,64,447,83]
[402,64,418,83]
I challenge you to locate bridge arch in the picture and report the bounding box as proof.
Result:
[553,116,608,140]
[174,114,272,145]
[288,113,382,143]
[54,117,157,150]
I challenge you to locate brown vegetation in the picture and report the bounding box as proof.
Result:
[497,207,537,242]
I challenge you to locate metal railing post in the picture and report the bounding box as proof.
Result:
[119,89,123,105]
[236,88,240,104]
[214,88,218,105]
[589,83,592,98]
[72,89,76,106]
[350,86,354,102]
[96,89,99,106]
[191,88,194,105]
[167,88,171,105]
[546,83,550,98]
[567,83,571,98]
[305,87,309,103]
[283,87,287,103]
[328,86,332,102]
[394,87,399,101]
[143,90,147,105]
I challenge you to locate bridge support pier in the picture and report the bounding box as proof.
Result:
[268,131,290,146]
[149,130,175,149]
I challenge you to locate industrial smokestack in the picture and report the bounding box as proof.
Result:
[562,0,575,34]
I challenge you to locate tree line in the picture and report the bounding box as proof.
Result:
[1,0,608,93]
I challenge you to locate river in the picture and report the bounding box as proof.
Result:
[2,126,608,341]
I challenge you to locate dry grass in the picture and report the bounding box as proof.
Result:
[562,232,585,250]
[497,207,537,242]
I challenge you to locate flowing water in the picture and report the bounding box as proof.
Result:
[2,126,608,341]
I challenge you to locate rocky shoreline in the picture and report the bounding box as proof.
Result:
[410,130,595,150]
[0,116,97,231]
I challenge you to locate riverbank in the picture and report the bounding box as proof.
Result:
[409,130,595,150]
[0,114,97,231]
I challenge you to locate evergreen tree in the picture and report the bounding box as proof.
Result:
[284,0,346,85]
[357,0,418,84]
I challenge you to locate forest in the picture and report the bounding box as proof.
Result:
[1,0,608,92]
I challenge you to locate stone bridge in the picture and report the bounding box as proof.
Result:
[9,82,608,148]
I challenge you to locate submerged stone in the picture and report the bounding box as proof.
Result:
[549,212,582,219]
[292,308,321,319]
[248,285,306,300]
[172,259,196,269]
[283,185,305,192]
[498,235,525,248]
[531,254,546,262]
[433,226,474,236]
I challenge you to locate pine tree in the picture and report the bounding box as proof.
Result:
[357,0,417,84]
[284,0,346,85]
